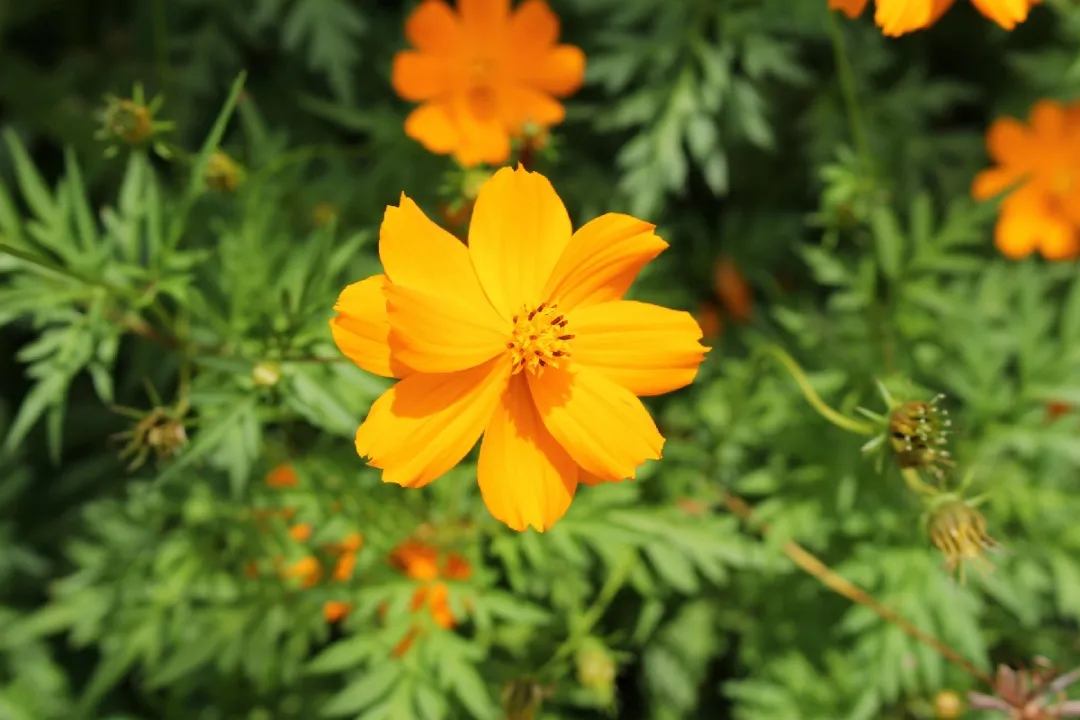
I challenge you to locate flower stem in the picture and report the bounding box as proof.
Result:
[720,490,991,685]
[761,344,877,436]
[901,467,940,497]
[826,11,874,172]
[536,548,635,678]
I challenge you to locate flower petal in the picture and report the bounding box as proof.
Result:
[379,194,503,316]
[970,0,1035,29]
[355,356,510,488]
[393,51,452,101]
[985,117,1035,167]
[971,167,1024,201]
[468,166,573,318]
[509,0,558,50]
[498,86,566,130]
[829,0,870,18]
[405,0,461,55]
[459,0,510,44]
[478,374,578,532]
[451,96,513,166]
[527,46,586,97]
[570,300,708,397]
[385,283,508,373]
[874,0,933,36]
[404,102,460,155]
[543,213,668,311]
[330,274,407,378]
[529,365,664,482]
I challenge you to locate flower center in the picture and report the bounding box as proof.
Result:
[507,302,574,375]
[465,57,497,119]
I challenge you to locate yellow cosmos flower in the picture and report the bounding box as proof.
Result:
[331,166,708,532]
[391,0,585,167]
[830,0,1039,36]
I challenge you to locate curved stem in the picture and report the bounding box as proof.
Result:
[761,344,877,436]
[720,490,991,685]
[901,468,940,497]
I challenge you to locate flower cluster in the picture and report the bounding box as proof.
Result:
[386,538,472,656]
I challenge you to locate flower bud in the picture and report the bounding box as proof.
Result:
[927,497,996,579]
[932,689,963,719]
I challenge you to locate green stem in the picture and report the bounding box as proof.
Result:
[536,549,636,678]
[826,10,873,172]
[761,344,877,436]
[901,468,940,497]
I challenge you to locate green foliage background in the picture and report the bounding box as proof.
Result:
[2,0,1080,718]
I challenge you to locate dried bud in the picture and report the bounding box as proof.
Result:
[204,150,244,192]
[502,678,547,720]
[111,405,189,471]
[927,497,996,581]
[252,361,282,387]
[933,689,964,719]
[969,657,1080,719]
[889,396,952,475]
[101,98,155,144]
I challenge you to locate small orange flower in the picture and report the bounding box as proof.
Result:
[972,100,1080,261]
[323,600,352,623]
[265,464,299,488]
[391,0,586,167]
[289,523,312,542]
[386,538,473,656]
[332,551,357,582]
[1047,401,1072,422]
[830,0,1039,36]
[285,556,322,588]
[330,167,709,532]
[712,256,753,324]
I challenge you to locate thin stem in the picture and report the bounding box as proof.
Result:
[826,11,874,172]
[761,344,877,436]
[901,468,940,497]
[536,549,636,678]
[720,490,991,685]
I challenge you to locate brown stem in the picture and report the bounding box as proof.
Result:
[720,490,991,685]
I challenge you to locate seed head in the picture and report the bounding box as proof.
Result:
[889,395,953,476]
[926,497,996,582]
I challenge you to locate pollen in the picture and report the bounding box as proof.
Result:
[507,302,574,376]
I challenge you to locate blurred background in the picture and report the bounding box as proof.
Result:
[3,0,1080,718]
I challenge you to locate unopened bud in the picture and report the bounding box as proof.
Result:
[927,497,996,581]
[204,150,244,192]
[576,638,617,700]
[932,689,963,719]
[252,361,281,387]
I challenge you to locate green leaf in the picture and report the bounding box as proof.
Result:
[2,373,70,456]
[307,636,376,674]
[281,0,366,104]
[869,205,904,280]
[2,129,55,225]
[321,663,404,717]
[154,397,257,486]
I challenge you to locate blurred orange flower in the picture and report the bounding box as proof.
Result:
[830,0,1038,36]
[391,0,585,167]
[323,600,352,623]
[695,302,722,340]
[1047,401,1072,423]
[331,167,709,532]
[285,556,322,588]
[264,464,299,488]
[387,539,473,656]
[712,256,753,324]
[289,523,312,542]
[972,100,1080,261]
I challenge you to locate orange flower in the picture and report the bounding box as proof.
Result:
[330,167,709,532]
[830,0,1038,36]
[323,601,352,623]
[332,551,357,582]
[712,256,752,324]
[285,556,322,588]
[289,523,312,542]
[265,464,299,488]
[386,539,473,656]
[972,100,1080,261]
[391,0,585,167]
[1047,401,1071,422]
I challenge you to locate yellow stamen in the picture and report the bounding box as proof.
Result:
[507,302,574,376]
